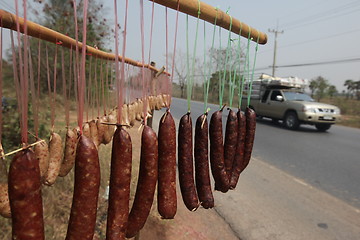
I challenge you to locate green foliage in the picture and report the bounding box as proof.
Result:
[1,100,50,153]
[309,76,336,101]
[327,85,338,98]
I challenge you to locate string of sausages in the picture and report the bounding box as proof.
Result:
[1,3,259,240]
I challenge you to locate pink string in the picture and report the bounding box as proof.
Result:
[140,0,147,124]
[22,0,29,143]
[165,7,169,74]
[0,24,2,142]
[61,48,69,127]
[68,46,73,126]
[28,40,39,138]
[105,61,110,115]
[37,40,41,109]
[87,57,92,121]
[100,60,105,115]
[147,0,155,64]
[10,32,22,120]
[120,0,129,122]
[79,0,89,131]
[72,0,86,133]
[45,45,52,126]
[52,44,58,130]
[113,0,121,123]
[169,1,181,107]
[165,7,170,100]
[15,0,27,144]
[94,58,99,117]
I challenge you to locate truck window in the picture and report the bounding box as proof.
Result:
[270,90,282,101]
[261,90,270,103]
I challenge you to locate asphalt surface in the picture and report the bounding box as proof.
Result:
[170,97,360,209]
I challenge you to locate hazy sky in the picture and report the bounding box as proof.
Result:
[1,0,359,92]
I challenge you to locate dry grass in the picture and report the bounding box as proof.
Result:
[320,97,360,128]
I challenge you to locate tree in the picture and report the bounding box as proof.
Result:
[309,80,318,98]
[24,0,111,96]
[327,85,337,98]
[310,76,329,101]
[344,79,355,99]
[169,51,202,99]
[354,80,360,101]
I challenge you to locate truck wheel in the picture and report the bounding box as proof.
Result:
[315,123,331,132]
[284,112,299,130]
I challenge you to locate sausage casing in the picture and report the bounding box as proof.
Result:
[224,109,238,177]
[194,114,214,209]
[59,128,78,177]
[106,127,132,240]
[0,183,11,218]
[178,113,199,211]
[89,120,100,147]
[8,149,44,239]
[242,107,256,172]
[44,132,63,186]
[126,125,158,238]
[209,110,229,193]
[65,135,100,240]
[229,110,246,189]
[34,140,49,179]
[158,110,177,218]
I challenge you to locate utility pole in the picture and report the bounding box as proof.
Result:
[268,25,284,77]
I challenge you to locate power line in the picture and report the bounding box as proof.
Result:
[284,7,360,31]
[275,57,360,68]
[279,0,360,30]
[258,28,360,54]
[0,1,16,13]
[254,57,360,72]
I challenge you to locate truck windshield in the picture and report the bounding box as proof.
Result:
[283,92,314,102]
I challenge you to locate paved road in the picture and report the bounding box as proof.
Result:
[170,97,360,209]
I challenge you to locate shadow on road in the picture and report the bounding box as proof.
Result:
[255,117,330,134]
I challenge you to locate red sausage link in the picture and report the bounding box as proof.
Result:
[194,114,214,209]
[65,135,100,240]
[106,127,132,240]
[126,125,158,238]
[229,110,246,189]
[8,149,45,240]
[178,113,199,211]
[224,109,238,178]
[242,107,256,172]
[209,110,230,193]
[158,110,177,219]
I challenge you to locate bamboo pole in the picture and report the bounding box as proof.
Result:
[150,0,268,45]
[0,9,167,74]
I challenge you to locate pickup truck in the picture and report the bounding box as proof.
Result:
[244,87,341,131]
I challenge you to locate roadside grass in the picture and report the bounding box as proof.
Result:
[321,97,360,128]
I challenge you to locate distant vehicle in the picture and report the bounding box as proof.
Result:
[242,74,341,131]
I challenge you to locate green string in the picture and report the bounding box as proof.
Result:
[219,14,233,108]
[237,26,243,109]
[187,0,201,112]
[218,26,222,107]
[204,8,218,113]
[239,30,251,109]
[203,20,207,113]
[247,32,260,107]
[229,37,238,108]
[186,15,190,111]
